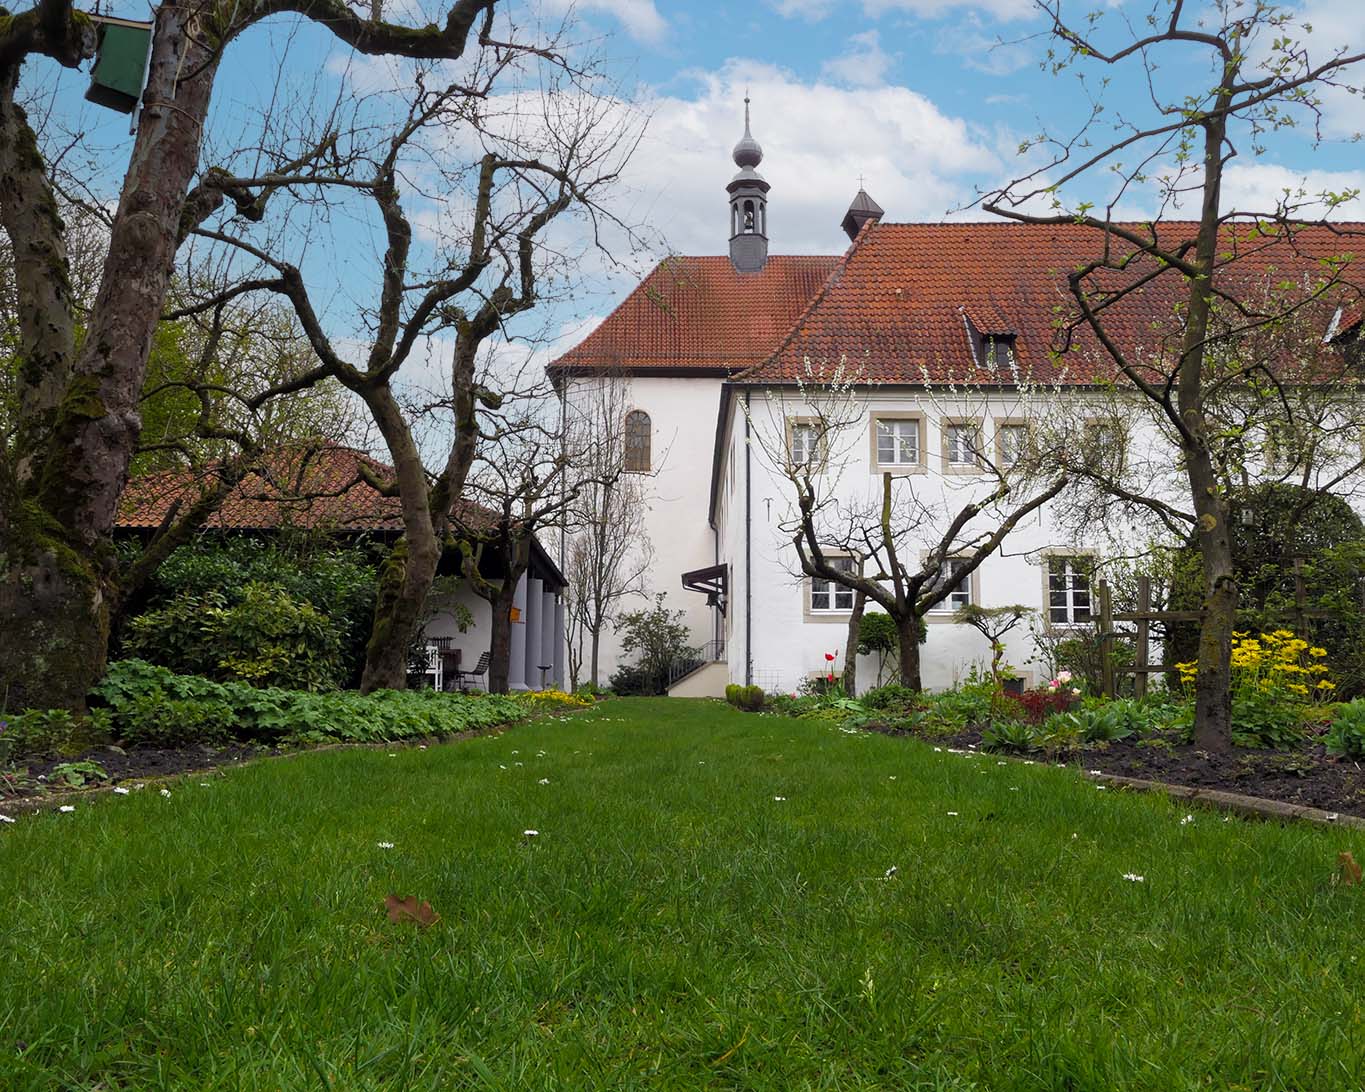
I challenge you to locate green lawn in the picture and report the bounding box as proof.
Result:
[4,697,1365,1090]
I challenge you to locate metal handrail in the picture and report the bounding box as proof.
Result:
[666,639,726,687]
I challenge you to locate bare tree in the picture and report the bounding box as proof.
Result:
[166,43,638,691]
[459,379,626,693]
[0,0,551,712]
[562,376,653,689]
[750,364,1067,691]
[979,0,1365,748]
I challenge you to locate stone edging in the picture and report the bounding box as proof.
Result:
[1082,769,1365,830]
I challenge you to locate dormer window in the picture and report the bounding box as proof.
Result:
[960,309,1017,371]
[982,333,1015,371]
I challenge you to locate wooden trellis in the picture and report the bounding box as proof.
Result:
[1093,564,1342,698]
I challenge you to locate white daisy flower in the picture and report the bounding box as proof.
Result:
[888,775,897,780]
[522,829,539,838]
[1122,873,1145,883]
[1087,769,1102,775]
[538,778,550,785]
[946,811,959,816]
[997,761,1007,766]
[0,813,13,823]
[1179,814,1194,826]
[377,842,395,849]
[933,747,942,752]
[159,789,171,798]
[773,796,786,802]
[112,787,130,795]
[58,805,75,813]
[884,865,899,879]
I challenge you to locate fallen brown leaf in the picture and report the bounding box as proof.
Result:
[1338,851,1362,887]
[383,893,441,927]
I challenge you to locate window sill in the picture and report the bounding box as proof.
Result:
[872,462,927,475]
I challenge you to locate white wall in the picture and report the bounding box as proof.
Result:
[562,375,726,684]
[718,387,1122,693]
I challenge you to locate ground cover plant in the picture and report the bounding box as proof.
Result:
[5,697,1365,1088]
[0,662,548,796]
[749,631,1365,817]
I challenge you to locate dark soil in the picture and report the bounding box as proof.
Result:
[1,743,280,800]
[866,722,1365,818]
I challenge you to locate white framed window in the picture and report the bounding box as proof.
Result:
[790,422,821,468]
[876,418,920,466]
[810,556,856,612]
[1083,418,1127,473]
[997,424,1028,468]
[929,559,972,612]
[1048,556,1092,626]
[1264,420,1303,474]
[945,422,982,469]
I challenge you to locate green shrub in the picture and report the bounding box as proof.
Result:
[981,719,1041,753]
[861,683,922,711]
[725,684,742,707]
[120,695,234,748]
[738,685,766,712]
[121,535,379,687]
[125,582,345,692]
[90,660,524,747]
[0,708,107,758]
[1046,706,1135,745]
[1327,699,1365,758]
[1229,690,1305,749]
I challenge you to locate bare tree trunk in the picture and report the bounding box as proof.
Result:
[843,589,866,696]
[590,626,601,688]
[1,18,218,712]
[1180,107,1236,753]
[896,615,923,691]
[486,585,518,694]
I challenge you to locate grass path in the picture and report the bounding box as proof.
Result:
[4,697,1365,1090]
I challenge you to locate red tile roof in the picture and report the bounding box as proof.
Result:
[736,220,1365,385]
[548,255,841,375]
[117,445,495,533]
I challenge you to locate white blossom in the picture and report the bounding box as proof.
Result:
[377,842,395,849]
[112,788,130,796]
[58,805,75,813]
[1122,873,1145,883]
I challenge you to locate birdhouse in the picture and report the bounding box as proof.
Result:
[85,16,154,115]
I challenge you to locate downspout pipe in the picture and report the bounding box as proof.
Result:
[745,389,752,687]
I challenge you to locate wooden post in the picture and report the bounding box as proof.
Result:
[1134,576,1150,700]
[1098,579,1115,699]
[1293,557,1307,635]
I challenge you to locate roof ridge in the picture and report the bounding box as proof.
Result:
[731,218,878,383]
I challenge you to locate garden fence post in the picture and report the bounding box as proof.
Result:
[1134,576,1150,699]
[1098,579,1114,699]
[1293,557,1307,635]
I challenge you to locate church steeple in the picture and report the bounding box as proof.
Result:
[727,94,770,273]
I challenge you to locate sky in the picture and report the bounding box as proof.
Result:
[31,0,1365,386]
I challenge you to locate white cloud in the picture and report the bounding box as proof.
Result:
[770,0,1036,20]
[1218,162,1365,220]
[821,30,897,88]
[865,0,1035,20]
[767,0,837,18]
[621,59,1001,257]
[938,14,1033,75]
[541,0,667,44]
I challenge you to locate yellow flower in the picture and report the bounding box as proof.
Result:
[1310,647,1328,658]
[1317,680,1336,690]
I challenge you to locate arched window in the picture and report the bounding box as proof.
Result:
[624,410,651,472]
[743,200,755,233]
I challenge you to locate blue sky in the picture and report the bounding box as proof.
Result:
[33,0,1365,378]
